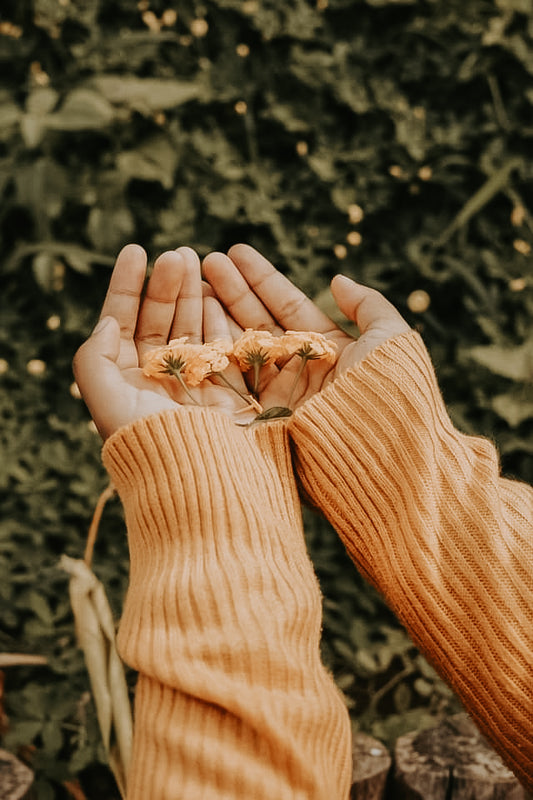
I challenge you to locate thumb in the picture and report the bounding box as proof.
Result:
[73,316,123,435]
[330,275,409,337]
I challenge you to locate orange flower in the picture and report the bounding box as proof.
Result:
[280,331,337,363]
[183,340,232,386]
[231,329,284,370]
[142,338,231,386]
[142,337,193,379]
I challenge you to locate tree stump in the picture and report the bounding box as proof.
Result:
[392,713,527,799]
[351,731,391,799]
[0,749,33,800]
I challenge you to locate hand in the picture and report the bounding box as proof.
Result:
[202,244,410,411]
[73,244,260,439]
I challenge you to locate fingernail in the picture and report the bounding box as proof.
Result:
[333,274,355,286]
[93,317,111,334]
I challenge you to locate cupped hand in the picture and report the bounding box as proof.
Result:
[202,244,410,411]
[73,244,259,440]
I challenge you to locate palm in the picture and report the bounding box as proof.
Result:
[202,246,408,414]
[251,329,354,411]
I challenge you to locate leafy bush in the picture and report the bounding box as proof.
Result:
[1,0,531,795]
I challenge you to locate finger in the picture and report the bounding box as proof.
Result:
[135,250,185,362]
[99,244,147,336]
[98,244,147,370]
[202,296,232,342]
[202,251,282,335]
[203,281,246,341]
[202,280,215,298]
[330,275,409,337]
[170,246,203,343]
[227,243,340,334]
[73,316,123,439]
[203,297,249,392]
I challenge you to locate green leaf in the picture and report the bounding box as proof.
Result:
[46,88,115,131]
[117,136,179,189]
[393,682,412,714]
[491,389,533,427]
[464,336,533,382]
[253,406,293,421]
[41,720,64,756]
[91,75,200,113]
[0,97,20,132]
[25,88,59,116]
[32,252,56,292]
[414,678,434,697]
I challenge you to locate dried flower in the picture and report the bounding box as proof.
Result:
[183,340,231,386]
[232,329,284,394]
[280,331,337,364]
[143,338,231,386]
[232,329,282,370]
[280,332,338,409]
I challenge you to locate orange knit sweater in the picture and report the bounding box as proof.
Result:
[103,330,533,797]
[291,330,533,791]
[102,411,352,799]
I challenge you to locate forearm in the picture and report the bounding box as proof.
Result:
[289,330,533,790]
[103,408,351,800]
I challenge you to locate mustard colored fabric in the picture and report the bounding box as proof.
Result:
[103,329,533,797]
[103,410,352,799]
[290,330,533,791]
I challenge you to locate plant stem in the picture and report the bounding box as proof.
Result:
[214,371,261,410]
[175,371,201,406]
[286,356,309,409]
[253,360,261,395]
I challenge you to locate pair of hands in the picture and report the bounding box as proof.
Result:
[73,243,409,440]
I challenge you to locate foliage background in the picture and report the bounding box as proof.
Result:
[1,0,532,796]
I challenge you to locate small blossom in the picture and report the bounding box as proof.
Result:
[389,164,405,179]
[407,289,431,313]
[232,329,283,370]
[184,340,231,386]
[161,9,177,26]
[509,277,527,292]
[280,331,337,363]
[418,165,432,181]
[46,314,61,330]
[347,231,362,246]
[334,244,348,260]
[513,239,531,256]
[142,338,231,386]
[347,204,364,224]
[0,359,8,375]
[190,18,209,37]
[27,358,46,376]
[511,205,526,227]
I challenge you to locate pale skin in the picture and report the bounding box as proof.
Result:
[73,242,409,439]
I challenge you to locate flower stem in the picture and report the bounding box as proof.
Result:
[286,356,309,409]
[253,360,261,396]
[214,372,262,412]
[175,371,201,406]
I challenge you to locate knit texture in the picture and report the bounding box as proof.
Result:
[102,408,352,800]
[289,329,533,790]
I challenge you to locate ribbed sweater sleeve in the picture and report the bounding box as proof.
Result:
[289,330,533,790]
[102,407,352,800]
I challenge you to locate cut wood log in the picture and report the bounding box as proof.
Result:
[392,713,527,799]
[351,731,392,799]
[0,749,33,800]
